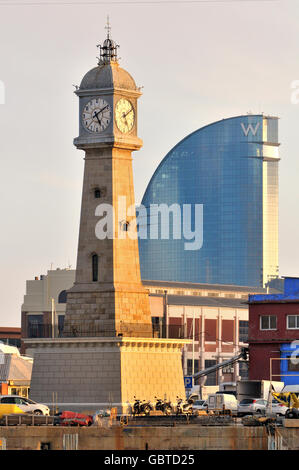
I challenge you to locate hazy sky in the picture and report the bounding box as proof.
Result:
[0,0,298,326]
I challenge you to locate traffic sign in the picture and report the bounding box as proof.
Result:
[184,376,193,389]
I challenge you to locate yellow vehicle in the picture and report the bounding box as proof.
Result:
[0,404,24,419]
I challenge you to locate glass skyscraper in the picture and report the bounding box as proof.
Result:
[138,115,279,288]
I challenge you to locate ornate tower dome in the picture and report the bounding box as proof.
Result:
[79,19,137,92]
[79,64,137,92]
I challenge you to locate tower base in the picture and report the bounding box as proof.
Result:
[25,337,190,413]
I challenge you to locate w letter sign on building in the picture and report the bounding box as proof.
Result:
[241,122,260,137]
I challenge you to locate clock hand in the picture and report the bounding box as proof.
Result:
[123,108,133,118]
[93,111,101,126]
[121,113,129,127]
[94,105,109,118]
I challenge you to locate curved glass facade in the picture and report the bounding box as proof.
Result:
[138,115,279,287]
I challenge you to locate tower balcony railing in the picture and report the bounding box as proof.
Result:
[24,322,191,340]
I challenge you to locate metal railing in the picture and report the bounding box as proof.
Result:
[25,322,190,340]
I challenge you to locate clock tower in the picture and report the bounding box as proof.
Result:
[63,25,152,338]
[28,25,189,411]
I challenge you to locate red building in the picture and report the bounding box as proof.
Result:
[248,277,299,384]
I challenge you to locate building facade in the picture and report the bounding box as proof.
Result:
[0,327,21,350]
[248,277,299,385]
[0,343,33,397]
[138,114,280,288]
[22,269,270,385]
[21,268,75,351]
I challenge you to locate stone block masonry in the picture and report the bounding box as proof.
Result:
[27,337,188,411]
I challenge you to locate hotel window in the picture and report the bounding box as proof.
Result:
[260,315,277,330]
[287,315,299,329]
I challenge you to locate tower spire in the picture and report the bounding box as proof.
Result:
[105,15,111,39]
[97,17,119,65]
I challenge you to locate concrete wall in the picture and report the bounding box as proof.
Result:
[0,425,269,450]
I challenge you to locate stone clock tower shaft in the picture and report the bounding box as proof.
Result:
[63,29,152,338]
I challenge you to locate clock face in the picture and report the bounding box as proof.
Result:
[82,98,111,133]
[115,98,135,133]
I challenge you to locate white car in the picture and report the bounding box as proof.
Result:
[237,398,268,416]
[0,395,50,415]
[192,400,208,411]
[267,399,289,416]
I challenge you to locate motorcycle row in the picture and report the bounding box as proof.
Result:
[132,396,193,416]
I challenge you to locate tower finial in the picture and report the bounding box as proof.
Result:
[97,17,119,65]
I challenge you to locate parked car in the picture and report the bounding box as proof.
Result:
[207,393,238,414]
[267,399,289,416]
[192,400,208,411]
[237,398,268,416]
[0,395,50,415]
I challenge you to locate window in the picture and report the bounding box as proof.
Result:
[120,221,129,232]
[0,338,21,348]
[94,188,101,198]
[58,315,65,337]
[58,290,67,303]
[92,254,98,282]
[17,398,28,405]
[187,359,199,376]
[287,315,299,330]
[239,320,249,343]
[205,360,217,386]
[260,315,277,330]
[239,361,249,380]
[27,315,43,338]
[1,397,16,404]
[256,400,267,406]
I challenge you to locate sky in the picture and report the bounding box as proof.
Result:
[0,0,298,326]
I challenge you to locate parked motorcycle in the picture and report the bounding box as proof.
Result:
[154,397,172,415]
[132,397,152,416]
[176,396,193,415]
